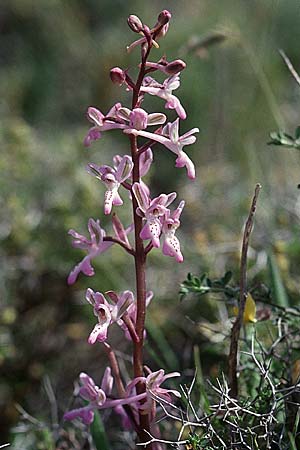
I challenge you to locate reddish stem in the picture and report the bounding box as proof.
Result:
[130,134,150,445]
[129,42,153,447]
[103,236,135,256]
[122,313,140,343]
[102,342,138,431]
[102,342,126,397]
[145,241,153,255]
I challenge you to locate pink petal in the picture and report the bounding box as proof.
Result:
[67,257,94,285]
[162,236,183,263]
[175,152,195,180]
[169,119,179,142]
[132,182,150,212]
[140,221,161,248]
[84,127,102,147]
[139,148,153,177]
[87,107,105,126]
[104,190,115,215]
[147,112,167,126]
[112,214,130,245]
[88,323,109,344]
[101,367,114,395]
[64,407,94,424]
[116,155,133,183]
[88,218,103,245]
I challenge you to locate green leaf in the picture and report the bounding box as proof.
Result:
[223,270,232,285]
[288,432,297,450]
[295,126,300,140]
[200,273,207,283]
[268,131,295,147]
[193,345,210,414]
[90,410,110,450]
[267,251,289,307]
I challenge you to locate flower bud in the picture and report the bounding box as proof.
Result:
[143,25,152,42]
[165,59,186,74]
[127,14,143,33]
[157,10,172,26]
[110,67,126,86]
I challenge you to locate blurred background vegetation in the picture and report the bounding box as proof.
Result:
[1,0,300,447]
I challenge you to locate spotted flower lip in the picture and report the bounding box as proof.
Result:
[117,107,166,131]
[125,118,199,179]
[162,200,185,263]
[140,73,186,119]
[132,182,176,248]
[67,219,112,285]
[87,155,133,215]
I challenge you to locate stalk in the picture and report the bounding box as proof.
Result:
[129,42,152,446]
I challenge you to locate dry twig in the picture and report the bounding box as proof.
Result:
[228,183,261,398]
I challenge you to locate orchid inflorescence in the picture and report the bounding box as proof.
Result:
[64,10,199,447]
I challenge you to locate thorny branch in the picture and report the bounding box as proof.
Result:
[279,49,300,88]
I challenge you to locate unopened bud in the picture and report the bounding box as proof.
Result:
[157,10,172,26]
[110,67,126,86]
[143,24,151,40]
[165,59,186,74]
[127,15,143,33]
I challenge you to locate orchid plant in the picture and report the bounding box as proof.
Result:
[64,10,199,448]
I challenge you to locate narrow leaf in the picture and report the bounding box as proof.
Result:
[267,251,289,307]
[90,410,110,450]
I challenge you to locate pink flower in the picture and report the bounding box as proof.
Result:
[132,182,176,247]
[117,107,166,130]
[64,369,147,425]
[67,219,112,285]
[125,118,199,179]
[112,148,153,179]
[84,103,127,147]
[140,74,186,119]
[63,369,113,424]
[86,288,134,344]
[87,155,133,215]
[162,200,185,263]
[126,368,181,418]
